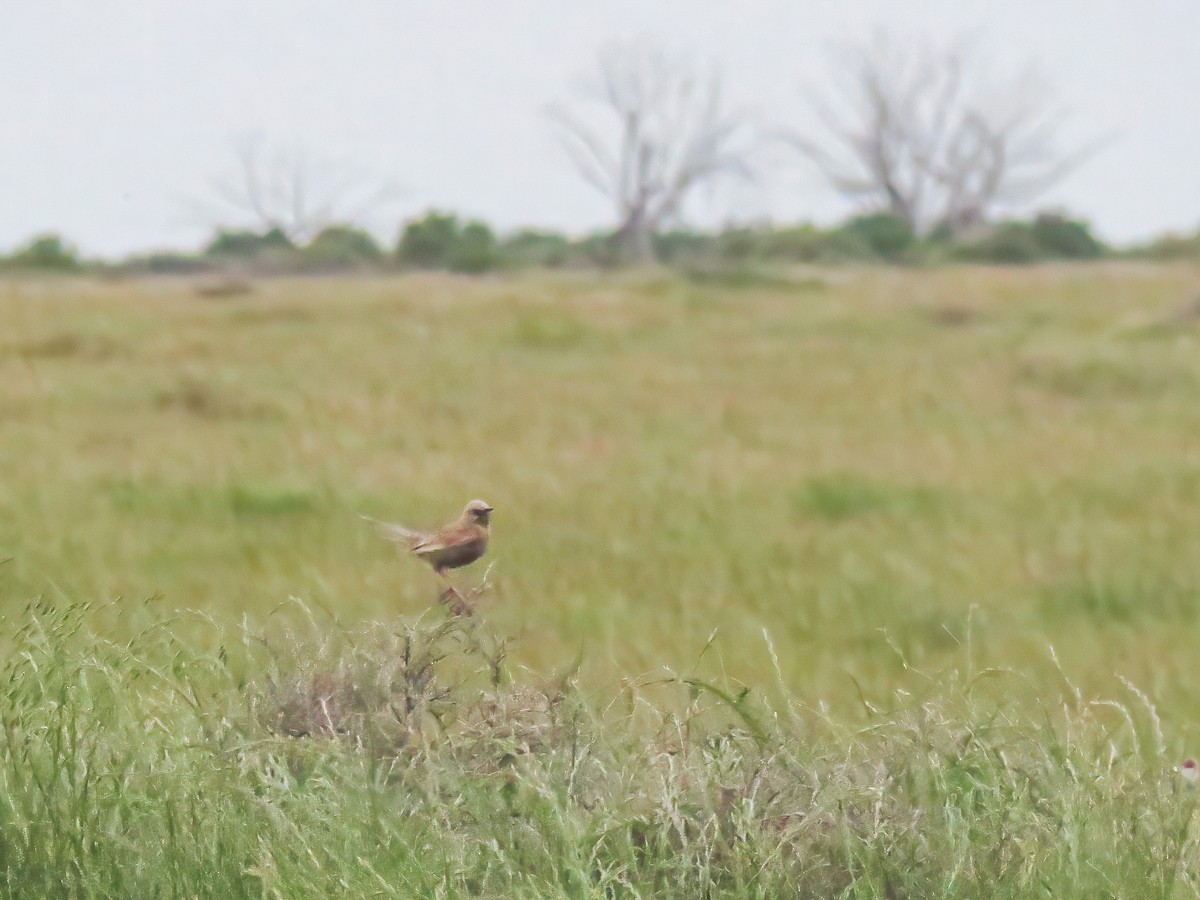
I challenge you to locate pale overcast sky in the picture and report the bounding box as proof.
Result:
[1,0,1196,255]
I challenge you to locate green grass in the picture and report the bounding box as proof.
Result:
[4,263,1200,892]
[1,599,1197,897]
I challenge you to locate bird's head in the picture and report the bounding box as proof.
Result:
[464,499,494,525]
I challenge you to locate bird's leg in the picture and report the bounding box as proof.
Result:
[436,569,471,615]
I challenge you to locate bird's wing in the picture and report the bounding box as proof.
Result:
[410,537,450,556]
[411,524,471,556]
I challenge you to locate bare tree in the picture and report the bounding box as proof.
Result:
[786,32,1098,235]
[549,43,754,263]
[205,136,401,244]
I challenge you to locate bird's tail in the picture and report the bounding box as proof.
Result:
[360,514,422,546]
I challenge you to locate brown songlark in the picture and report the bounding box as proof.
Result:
[367,499,493,577]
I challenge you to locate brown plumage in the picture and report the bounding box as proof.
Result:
[367,499,493,576]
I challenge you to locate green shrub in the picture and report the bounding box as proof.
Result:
[396,211,460,268]
[5,234,81,271]
[204,228,293,259]
[653,230,719,264]
[717,227,757,262]
[572,231,621,267]
[839,213,916,262]
[1128,230,1200,261]
[1031,213,1105,259]
[301,225,383,270]
[953,222,1041,264]
[756,224,871,263]
[127,253,216,275]
[448,221,499,274]
[498,230,571,268]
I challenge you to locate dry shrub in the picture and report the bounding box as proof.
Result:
[925,304,978,327]
[255,601,511,757]
[195,278,254,299]
[453,683,564,768]
[154,374,276,419]
[6,331,123,360]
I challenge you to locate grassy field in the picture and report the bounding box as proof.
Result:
[4,264,1200,894]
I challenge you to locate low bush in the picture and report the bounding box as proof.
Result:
[301,225,384,271]
[3,233,81,271]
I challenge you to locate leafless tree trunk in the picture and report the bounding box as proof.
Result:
[549,43,754,264]
[785,32,1098,236]
[206,136,401,243]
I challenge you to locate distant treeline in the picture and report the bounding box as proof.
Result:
[3,212,1200,276]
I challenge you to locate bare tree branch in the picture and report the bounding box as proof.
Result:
[549,42,755,263]
[782,31,1099,235]
[204,136,403,243]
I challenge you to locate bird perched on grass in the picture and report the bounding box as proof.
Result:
[364,500,494,610]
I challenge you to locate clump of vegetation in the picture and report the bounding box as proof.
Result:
[840,212,917,262]
[300,225,384,272]
[951,222,1044,265]
[1128,229,1200,262]
[396,211,499,273]
[123,252,219,276]
[447,221,499,274]
[1031,212,1106,259]
[498,230,572,268]
[204,227,295,260]
[947,214,1106,264]
[395,211,460,268]
[1,233,81,271]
